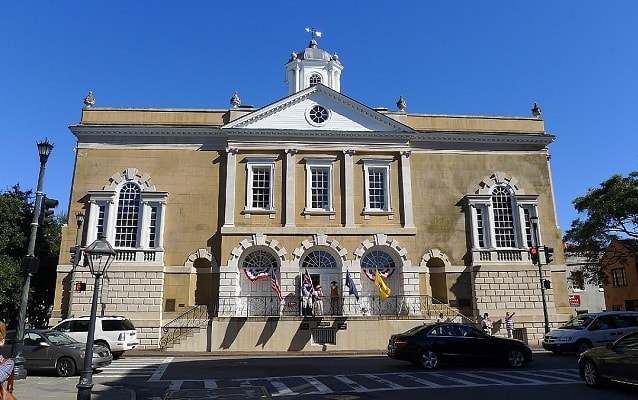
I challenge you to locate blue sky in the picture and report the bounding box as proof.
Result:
[2,1,637,235]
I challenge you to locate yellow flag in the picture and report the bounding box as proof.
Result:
[374,268,391,301]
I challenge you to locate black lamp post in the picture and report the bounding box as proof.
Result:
[76,237,116,400]
[66,212,85,319]
[11,139,54,380]
[530,216,550,333]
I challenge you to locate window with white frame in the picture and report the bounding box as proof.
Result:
[363,159,392,213]
[245,157,276,212]
[84,169,168,260]
[309,74,322,87]
[115,182,141,247]
[304,157,335,213]
[465,182,538,250]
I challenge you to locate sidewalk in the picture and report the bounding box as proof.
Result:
[11,377,135,400]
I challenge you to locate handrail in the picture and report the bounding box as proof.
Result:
[160,305,209,349]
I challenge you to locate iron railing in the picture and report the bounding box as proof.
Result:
[160,295,476,349]
[160,304,209,349]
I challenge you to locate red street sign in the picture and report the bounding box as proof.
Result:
[569,294,581,307]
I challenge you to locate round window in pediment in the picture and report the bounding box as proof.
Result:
[306,105,330,126]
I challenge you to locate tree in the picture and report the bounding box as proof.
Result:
[563,171,638,284]
[0,185,63,327]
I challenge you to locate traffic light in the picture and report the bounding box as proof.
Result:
[69,246,82,266]
[529,247,539,265]
[545,246,555,264]
[39,195,59,225]
[74,282,86,292]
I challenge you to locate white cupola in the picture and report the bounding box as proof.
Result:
[285,38,343,95]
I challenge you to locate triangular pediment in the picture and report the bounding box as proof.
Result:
[223,85,414,133]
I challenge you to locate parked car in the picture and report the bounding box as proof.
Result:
[51,315,138,359]
[0,329,112,377]
[543,311,638,354]
[387,323,533,369]
[578,330,638,388]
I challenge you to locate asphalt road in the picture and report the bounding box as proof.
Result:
[11,351,638,400]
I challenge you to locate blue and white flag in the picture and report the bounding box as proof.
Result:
[345,270,359,301]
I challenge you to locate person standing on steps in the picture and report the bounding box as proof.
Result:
[481,312,493,336]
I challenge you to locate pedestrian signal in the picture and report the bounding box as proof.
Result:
[529,247,539,265]
[74,282,86,292]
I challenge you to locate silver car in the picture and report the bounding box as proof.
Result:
[1,329,112,377]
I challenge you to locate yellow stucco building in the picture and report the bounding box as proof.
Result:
[53,38,570,352]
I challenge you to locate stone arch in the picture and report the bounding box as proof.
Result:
[228,233,287,269]
[103,167,156,191]
[475,171,524,195]
[419,248,452,271]
[352,233,409,263]
[291,233,348,263]
[419,248,453,304]
[184,248,217,271]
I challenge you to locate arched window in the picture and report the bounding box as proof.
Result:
[361,249,395,281]
[464,174,539,258]
[491,186,516,248]
[309,74,322,87]
[115,182,141,247]
[301,250,337,269]
[242,249,278,281]
[84,168,168,264]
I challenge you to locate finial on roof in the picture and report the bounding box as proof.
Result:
[84,91,95,108]
[396,95,407,112]
[531,102,542,118]
[305,27,322,48]
[230,91,241,108]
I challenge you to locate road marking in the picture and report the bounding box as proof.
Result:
[149,357,173,382]
[305,376,332,394]
[398,373,443,387]
[430,372,479,385]
[203,379,218,388]
[269,378,296,396]
[362,373,405,389]
[334,375,367,392]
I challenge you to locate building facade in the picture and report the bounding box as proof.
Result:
[602,240,638,312]
[53,38,571,352]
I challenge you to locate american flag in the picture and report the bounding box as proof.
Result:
[303,268,314,296]
[271,268,283,302]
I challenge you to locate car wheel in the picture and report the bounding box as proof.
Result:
[56,356,77,377]
[576,340,591,354]
[112,351,124,360]
[581,359,603,388]
[419,350,439,369]
[506,348,525,368]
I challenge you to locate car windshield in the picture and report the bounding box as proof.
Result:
[560,315,595,330]
[43,331,79,345]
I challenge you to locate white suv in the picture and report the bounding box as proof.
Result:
[52,315,138,359]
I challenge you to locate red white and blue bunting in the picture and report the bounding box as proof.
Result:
[243,267,270,282]
[362,267,394,282]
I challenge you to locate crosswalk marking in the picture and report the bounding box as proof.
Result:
[398,373,443,387]
[362,373,405,389]
[96,357,584,397]
[334,374,368,392]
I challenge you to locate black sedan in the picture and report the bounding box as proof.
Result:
[578,330,638,388]
[1,329,112,377]
[387,323,533,369]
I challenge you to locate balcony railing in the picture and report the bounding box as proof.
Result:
[211,294,474,323]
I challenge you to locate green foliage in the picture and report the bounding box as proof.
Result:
[564,171,638,284]
[0,185,62,327]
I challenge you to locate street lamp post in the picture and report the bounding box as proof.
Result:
[530,216,550,333]
[76,237,116,400]
[67,212,85,319]
[10,139,54,380]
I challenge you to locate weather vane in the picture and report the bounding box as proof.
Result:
[305,27,322,40]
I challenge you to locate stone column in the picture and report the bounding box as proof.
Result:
[223,148,238,227]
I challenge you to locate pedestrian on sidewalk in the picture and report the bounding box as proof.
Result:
[0,321,15,389]
[481,313,493,336]
[505,311,516,338]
